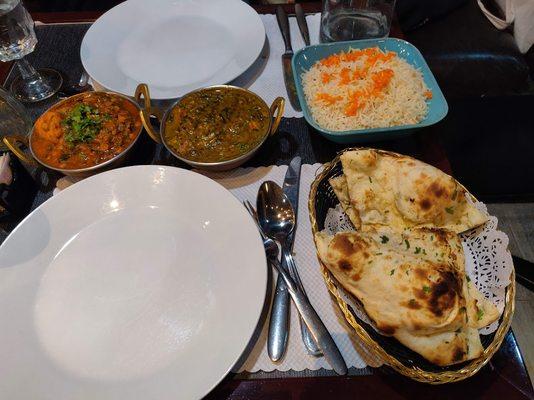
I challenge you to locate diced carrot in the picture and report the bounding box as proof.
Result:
[321,72,333,84]
[342,49,363,62]
[338,68,352,85]
[352,68,367,80]
[316,93,343,105]
[371,69,394,92]
[320,54,341,67]
[424,90,433,99]
[344,90,366,116]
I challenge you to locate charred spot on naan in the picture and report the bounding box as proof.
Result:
[331,233,371,259]
[426,270,462,317]
[452,346,467,363]
[408,264,462,318]
[404,299,422,310]
[376,322,398,335]
[338,259,352,271]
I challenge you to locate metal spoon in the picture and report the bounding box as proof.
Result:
[257,181,294,243]
[244,201,347,375]
[57,71,90,98]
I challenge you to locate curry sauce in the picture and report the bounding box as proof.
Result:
[164,88,270,163]
[31,92,141,170]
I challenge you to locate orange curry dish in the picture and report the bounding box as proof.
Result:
[31,92,142,170]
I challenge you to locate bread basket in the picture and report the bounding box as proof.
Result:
[308,148,515,384]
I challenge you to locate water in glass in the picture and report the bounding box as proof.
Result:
[0,0,37,62]
[320,0,395,42]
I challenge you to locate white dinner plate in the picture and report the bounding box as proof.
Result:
[0,166,267,400]
[81,0,265,99]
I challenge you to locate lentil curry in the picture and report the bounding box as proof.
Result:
[31,92,141,169]
[164,88,270,163]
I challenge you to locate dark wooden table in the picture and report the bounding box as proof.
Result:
[1,4,532,399]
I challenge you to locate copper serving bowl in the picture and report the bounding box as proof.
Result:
[3,91,144,178]
[136,84,285,171]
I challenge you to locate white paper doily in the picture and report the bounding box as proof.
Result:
[323,199,514,335]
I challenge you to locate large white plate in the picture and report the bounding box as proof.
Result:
[0,166,267,400]
[81,0,265,99]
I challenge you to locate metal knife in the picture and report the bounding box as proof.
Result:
[275,6,301,112]
[267,158,299,361]
[294,4,310,46]
[282,157,322,355]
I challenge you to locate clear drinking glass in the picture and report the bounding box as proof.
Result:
[320,0,396,42]
[0,0,62,102]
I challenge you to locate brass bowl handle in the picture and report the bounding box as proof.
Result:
[135,83,162,144]
[2,135,37,165]
[269,97,285,136]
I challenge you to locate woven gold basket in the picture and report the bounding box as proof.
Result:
[308,148,515,384]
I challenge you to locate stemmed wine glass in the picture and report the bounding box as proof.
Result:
[0,0,62,102]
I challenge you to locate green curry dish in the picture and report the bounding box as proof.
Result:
[62,104,109,144]
[164,88,270,163]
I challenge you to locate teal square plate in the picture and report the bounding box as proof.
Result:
[292,38,448,143]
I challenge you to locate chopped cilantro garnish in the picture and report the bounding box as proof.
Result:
[62,104,109,144]
[404,239,410,249]
[430,235,434,241]
[477,308,484,321]
[445,206,455,215]
[380,235,389,244]
[408,299,417,307]
[414,247,421,254]
[422,285,431,294]
[389,269,395,276]
[368,176,372,183]
[466,276,471,283]
[375,252,382,255]
[460,306,466,313]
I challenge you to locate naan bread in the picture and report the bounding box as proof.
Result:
[329,176,360,227]
[395,326,484,366]
[315,227,499,365]
[338,149,488,233]
[466,281,500,329]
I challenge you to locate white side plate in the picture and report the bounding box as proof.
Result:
[81,0,265,99]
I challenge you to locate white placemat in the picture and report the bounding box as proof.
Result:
[195,164,383,372]
[89,14,321,118]
[231,14,321,118]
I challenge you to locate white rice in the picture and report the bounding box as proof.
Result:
[302,48,430,131]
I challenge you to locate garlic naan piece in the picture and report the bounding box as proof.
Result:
[315,228,466,336]
[338,149,488,233]
[466,281,500,329]
[329,176,360,228]
[314,227,497,366]
[395,326,484,366]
